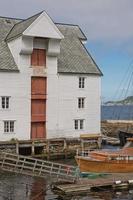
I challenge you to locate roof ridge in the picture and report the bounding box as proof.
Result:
[0,11,44,22]
[57,23,87,41]
[5,11,43,42]
[0,16,22,21]
[56,23,80,27]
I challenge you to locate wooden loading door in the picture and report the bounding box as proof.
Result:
[31,77,47,139]
[31,122,46,139]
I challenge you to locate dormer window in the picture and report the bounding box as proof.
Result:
[31,49,46,67]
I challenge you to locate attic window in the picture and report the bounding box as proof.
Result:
[31,49,46,67]
[5,19,11,24]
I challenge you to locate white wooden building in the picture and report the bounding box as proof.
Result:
[0,11,102,141]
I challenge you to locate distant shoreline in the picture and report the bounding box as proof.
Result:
[102,96,133,106]
[101,119,133,123]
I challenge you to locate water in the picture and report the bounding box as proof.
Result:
[0,171,133,200]
[101,105,133,120]
[0,171,57,200]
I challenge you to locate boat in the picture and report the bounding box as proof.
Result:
[75,138,133,173]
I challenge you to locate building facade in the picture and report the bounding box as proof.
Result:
[0,11,102,141]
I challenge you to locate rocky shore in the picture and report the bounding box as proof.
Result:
[101,120,133,138]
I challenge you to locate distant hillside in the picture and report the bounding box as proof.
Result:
[104,96,133,105]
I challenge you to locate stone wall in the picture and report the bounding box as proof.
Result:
[101,120,133,137]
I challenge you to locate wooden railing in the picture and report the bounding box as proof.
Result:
[0,152,79,182]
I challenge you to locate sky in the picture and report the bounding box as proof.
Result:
[0,0,133,101]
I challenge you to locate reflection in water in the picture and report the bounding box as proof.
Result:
[29,177,46,200]
[0,171,133,200]
[0,172,58,200]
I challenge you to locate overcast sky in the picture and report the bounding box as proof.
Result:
[0,0,133,100]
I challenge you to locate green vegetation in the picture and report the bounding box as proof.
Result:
[105,96,133,105]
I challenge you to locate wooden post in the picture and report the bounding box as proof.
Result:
[81,139,84,153]
[33,160,37,172]
[31,141,35,155]
[20,157,26,172]
[46,140,50,160]
[97,136,102,149]
[64,139,67,159]
[16,141,19,154]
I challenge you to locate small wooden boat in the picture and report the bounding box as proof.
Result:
[75,138,133,173]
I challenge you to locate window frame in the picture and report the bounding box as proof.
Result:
[74,120,78,130]
[79,77,85,89]
[80,119,84,129]
[4,120,15,133]
[78,97,85,109]
[1,96,10,109]
[74,119,84,130]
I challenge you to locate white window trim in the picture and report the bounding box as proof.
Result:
[3,120,15,134]
[79,77,85,89]
[74,119,84,130]
[1,96,11,110]
[78,97,85,109]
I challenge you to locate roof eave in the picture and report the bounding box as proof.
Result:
[5,33,22,42]
[0,69,19,72]
[58,71,103,76]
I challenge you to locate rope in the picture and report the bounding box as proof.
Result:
[110,63,133,120]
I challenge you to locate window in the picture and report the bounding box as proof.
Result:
[31,49,46,66]
[1,97,10,109]
[74,119,84,130]
[78,98,85,108]
[74,120,78,130]
[4,121,15,133]
[79,77,85,88]
[80,119,84,129]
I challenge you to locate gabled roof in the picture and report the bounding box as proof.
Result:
[0,17,19,71]
[0,12,102,75]
[57,24,102,75]
[56,23,87,41]
[6,12,43,41]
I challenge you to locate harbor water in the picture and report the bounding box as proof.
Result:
[1,170,133,200]
[101,105,133,120]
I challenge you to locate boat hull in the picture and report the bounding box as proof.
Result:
[76,156,133,173]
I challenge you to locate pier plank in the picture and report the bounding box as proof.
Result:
[54,173,133,194]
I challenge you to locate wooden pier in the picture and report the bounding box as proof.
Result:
[53,173,133,195]
[0,152,133,196]
[0,136,101,159]
[0,152,79,182]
